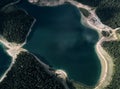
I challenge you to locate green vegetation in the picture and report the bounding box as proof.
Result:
[102,40,120,89]
[0,52,67,89]
[0,8,34,43]
[75,0,102,7]
[79,8,90,17]
[115,29,120,40]
[0,51,90,89]
[75,0,120,28]
[116,29,120,34]
[96,0,120,29]
[101,31,110,37]
[2,0,120,89]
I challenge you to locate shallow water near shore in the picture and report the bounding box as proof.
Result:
[17,0,101,86]
[0,44,11,78]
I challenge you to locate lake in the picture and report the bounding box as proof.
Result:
[0,44,11,78]
[17,0,101,86]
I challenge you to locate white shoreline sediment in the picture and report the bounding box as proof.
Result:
[80,13,114,89]
[67,0,115,89]
[0,1,68,85]
[0,0,40,81]
[0,0,116,89]
[55,69,67,80]
[0,36,27,82]
[30,53,69,89]
[95,38,114,89]
[0,0,36,82]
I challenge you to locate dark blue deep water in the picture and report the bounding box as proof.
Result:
[0,44,11,78]
[17,0,101,86]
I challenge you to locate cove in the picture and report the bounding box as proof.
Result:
[17,0,101,86]
[0,43,11,78]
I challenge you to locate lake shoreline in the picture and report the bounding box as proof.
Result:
[0,0,115,89]
[66,0,115,89]
[71,1,114,89]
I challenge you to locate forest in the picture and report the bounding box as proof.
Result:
[0,0,34,44]
[0,51,93,89]
[1,0,120,89]
[75,0,120,29]
[0,52,67,89]
[76,0,120,88]
[75,0,102,7]
[102,40,120,89]
[0,8,34,43]
[96,0,120,28]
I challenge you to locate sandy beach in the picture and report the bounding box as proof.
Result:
[95,38,114,89]
[67,0,115,89]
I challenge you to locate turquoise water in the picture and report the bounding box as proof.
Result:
[17,0,101,86]
[0,44,11,78]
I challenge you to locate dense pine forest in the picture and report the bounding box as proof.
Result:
[76,0,120,28]
[0,8,34,43]
[102,40,120,89]
[0,52,67,89]
[96,0,120,28]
